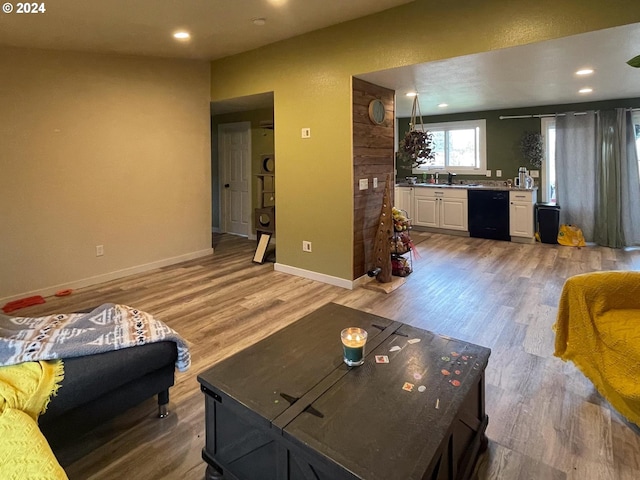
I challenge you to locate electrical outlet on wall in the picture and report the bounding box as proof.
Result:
[359,179,368,190]
[530,170,540,178]
[96,245,104,257]
[496,170,502,177]
[485,170,492,177]
[373,177,378,188]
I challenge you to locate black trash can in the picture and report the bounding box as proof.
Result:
[535,203,561,244]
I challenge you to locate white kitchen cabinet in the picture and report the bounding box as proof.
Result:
[509,190,537,241]
[414,191,438,228]
[414,188,468,231]
[394,186,414,217]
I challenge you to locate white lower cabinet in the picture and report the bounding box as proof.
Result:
[509,190,537,240]
[414,188,468,231]
[396,185,539,241]
[394,186,413,216]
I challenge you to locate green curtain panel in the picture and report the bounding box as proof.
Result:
[595,110,625,247]
[595,109,640,247]
[619,110,640,246]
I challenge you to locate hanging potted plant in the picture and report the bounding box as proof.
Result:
[520,131,543,168]
[398,95,436,169]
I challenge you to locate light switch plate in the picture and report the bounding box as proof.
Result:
[373,177,378,188]
[301,128,311,138]
[496,170,502,177]
[485,170,492,177]
[359,178,368,190]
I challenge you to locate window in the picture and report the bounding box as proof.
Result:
[411,119,487,174]
[541,117,556,203]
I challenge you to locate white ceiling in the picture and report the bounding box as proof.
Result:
[0,0,413,60]
[1,2,637,118]
[358,23,640,118]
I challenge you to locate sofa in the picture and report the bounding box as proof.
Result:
[39,340,177,451]
[554,270,640,426]
[0,304,187,477]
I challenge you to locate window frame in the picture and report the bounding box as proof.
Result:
[411,118,487,175]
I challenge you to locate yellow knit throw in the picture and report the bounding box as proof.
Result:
[554,271,640,426]
[0,360,68,479]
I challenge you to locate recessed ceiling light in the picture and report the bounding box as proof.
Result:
[438,103,448,108]
[252,18,267,26]
[579,87,593,94]
[173,31,190,40]
[405,92,418,97]
[576,68,594,76]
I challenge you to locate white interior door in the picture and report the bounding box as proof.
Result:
[219,122,251,236]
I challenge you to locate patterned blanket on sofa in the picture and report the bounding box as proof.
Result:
[0,303,190,371]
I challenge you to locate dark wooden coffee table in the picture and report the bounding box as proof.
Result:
[198,303,491,480]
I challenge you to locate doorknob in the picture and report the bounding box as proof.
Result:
[224,184,230,188]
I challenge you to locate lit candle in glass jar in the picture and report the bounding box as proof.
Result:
[341,327,368,366]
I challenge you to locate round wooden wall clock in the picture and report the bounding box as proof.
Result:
[368,99,386,125]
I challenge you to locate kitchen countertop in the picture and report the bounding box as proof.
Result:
[395,182,537,192]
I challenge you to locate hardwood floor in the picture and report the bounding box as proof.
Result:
[18,232,640,479]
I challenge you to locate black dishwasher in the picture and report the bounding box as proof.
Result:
[468,190,510,241]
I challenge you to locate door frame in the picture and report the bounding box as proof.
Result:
[218,121,252,236]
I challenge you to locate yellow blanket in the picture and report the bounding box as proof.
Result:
[554,271,640,426]
[0,360,68,479]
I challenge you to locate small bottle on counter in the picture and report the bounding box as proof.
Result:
[429,174,435,184]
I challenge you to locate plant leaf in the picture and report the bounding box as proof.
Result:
[627,55,640,68]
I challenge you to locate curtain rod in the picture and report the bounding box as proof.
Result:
[499,108,639,120]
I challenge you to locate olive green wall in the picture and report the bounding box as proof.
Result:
[209,0,640,283]
[397,97,640,183]
[211,108,275,233]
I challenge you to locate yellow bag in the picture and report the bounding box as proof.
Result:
[557,224,586,247]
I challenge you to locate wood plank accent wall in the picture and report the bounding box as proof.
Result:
[352,77,395,280]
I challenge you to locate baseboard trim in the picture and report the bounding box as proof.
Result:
[0,248,214,305]
[274,263,353,290]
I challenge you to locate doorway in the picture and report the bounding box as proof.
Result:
[219,122,251,237]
